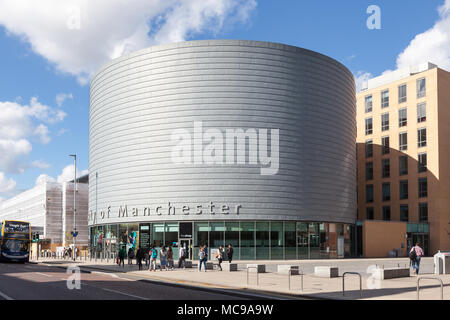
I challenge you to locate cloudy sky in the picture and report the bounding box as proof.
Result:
[0,0,449,200]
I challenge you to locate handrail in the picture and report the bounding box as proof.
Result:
[342,272,362,298]
[247,266,259,286]
[417,276,444,300]
[288,268,303,291]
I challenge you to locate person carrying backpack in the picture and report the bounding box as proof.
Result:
[149,246,158,271]
[159,246,167,271]
[410,243,424,275]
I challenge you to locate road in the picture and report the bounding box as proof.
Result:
[0,262,257,300]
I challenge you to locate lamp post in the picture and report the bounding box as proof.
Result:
[69,154,77,261]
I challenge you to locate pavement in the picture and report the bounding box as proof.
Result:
[30,256,450,300]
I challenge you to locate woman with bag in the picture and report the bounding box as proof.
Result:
[159,246,167,271]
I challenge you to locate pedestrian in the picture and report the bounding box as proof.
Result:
[216,245,224,271]
[150,246,158,271]
[160,246,167,271]
[198,245,208,272]
[68,247,72,258]
[178,245,187,269]
[410,242,425,275]
[118,246,126,267]
[226,244,233,263]
[144,251,149,267]
[167,247,174,270]
[136,247,144,270]
[128,247,135,265]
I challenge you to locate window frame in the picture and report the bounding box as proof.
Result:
[381,112,389,131]
[365,117,373,135]
[418,127,427,148]
[398,83,407,103]
[417,102,426,123]
[382,136,390,155]
[417,77,426,98]
[418,177,427,198]
[418,152,427,173]
[382,182,391,201]
[365,95,373,113]
[399,180,408,200]
[381,90,389,108]
[399,132,408,151]
[398,108,407,127]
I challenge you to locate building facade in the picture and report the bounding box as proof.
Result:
[357,63,450,257]
[89,40,357,260]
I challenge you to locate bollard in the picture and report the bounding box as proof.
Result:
[342,272,363,298]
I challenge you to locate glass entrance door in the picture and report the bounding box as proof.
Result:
[179,239,192,260]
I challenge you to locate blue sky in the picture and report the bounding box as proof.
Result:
[0,0,449,198]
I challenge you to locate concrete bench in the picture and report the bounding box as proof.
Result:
[222,263,238,271]
[372,268,409,280]
[246,264,265,273]
[314,266,339,278]
[206,262,214,270]
[184,260,192,268]
[277,265,300,275]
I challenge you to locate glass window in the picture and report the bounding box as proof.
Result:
[417,103,426,123]
[381,90,389,108]
[399,108,407,127]
[382,206,391,221]
[418,153,427,173]
[365,117,373,135]
[365,140,373,158]
[382,183,391,201]
[417,78,426,98]
[381,113,389,131]
[399,156,408,175]
[382,158,390,178]
[366,162,373,180]
[164,223,179,257]
[399,180,408,200]
[418,128,426,147]
[152,223,164,248]
[366,207,374,220]
[309,223,322,259]
[225,222,240,260]
[256,222,269,260]
[210,222,225,251]
[240,222,254,260]
[400,205,409,222]
[398,84,407,103]
[270,222,283,260]
[418,178,427,198]
[284,222,296,260]
[399,132,407,151]
[419,203,428,222]
[365,95,373,113]
[382,136,390,154]
[194,222,209,259]
[366,184,374,203]
[297,222,309,259]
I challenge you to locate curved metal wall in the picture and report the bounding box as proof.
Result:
[89,40,356,226]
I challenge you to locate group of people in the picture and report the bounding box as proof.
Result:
[198,244,234,272]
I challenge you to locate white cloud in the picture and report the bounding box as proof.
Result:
[34,124,51,144]
[396,0,450,71]
[32,160,51,170]
[0,0,257,84]
[0,172,16,193]
[354,71,372,93]
[35,174,56,185]
[56,93,73,107]
[0,139,32,173]
[57,164,88,183]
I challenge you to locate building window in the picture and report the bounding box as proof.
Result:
[382,206,391,221]
[417,78,426,98]
[418,153,427,173]
[418,178,427,198]
[366,207,374,220]
[419,203,428,222]
[366,162,373,180]
[399,155,408,175]
[382,182,390,201]
[418,128,426,147]
[399,108,407,127]
[398,84,407,103]
[399,132,407,151]
[382,136,390,154]
[365,140,373,158]
[381,113,389,131]
[365,95,373,113]
[381,90,389,108]
[399,180,408,200]
[382,159,390,178]
[417,103,426,123]
[365,117,373,135]
[366,184,374,203]
[400,205,409,222]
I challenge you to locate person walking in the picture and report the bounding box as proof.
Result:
[198,245,208,272]
[216,245,224,271]
[149,246,158,271]
[410,242,425,275]
[118,246,126,267]
[178,245,187,269]
[167,247,174,270]
[136,247,144,270]
[160,246,167,271]
[226,244,234,263]
[127,247,134,265]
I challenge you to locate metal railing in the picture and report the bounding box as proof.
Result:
[342,272,362,298]
[288,268,303,291]
[246,266,259,286]
[417,276,444,300]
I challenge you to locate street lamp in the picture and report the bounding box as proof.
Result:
[69,154,77,261]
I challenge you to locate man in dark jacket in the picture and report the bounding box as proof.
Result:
[136,247,144,270]
[226,244,233,263]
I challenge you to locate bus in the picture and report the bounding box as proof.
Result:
[0,220,31,262]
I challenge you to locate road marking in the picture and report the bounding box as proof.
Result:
[0,290,13,300]
[35,272,52,277]
[102,288,149,300]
